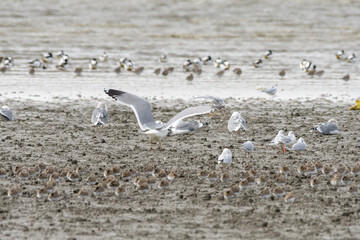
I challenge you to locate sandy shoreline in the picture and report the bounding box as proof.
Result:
[0,98,359,239]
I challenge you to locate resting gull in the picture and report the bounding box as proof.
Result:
[169,120,208,136]
[257,85,277,96]
[91,102,108,127]
[218,148,232,170]
[291,138,306,152]
[311,119,339,135]
[104,89,224,150]
[0,106,14,121]
[241,140,254,157]
[228,112,246,135]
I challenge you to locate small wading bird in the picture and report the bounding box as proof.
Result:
[279,69,286,78]
[104,89,224,150]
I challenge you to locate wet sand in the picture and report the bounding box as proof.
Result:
[1,98,359,239]
[1,0,360,100]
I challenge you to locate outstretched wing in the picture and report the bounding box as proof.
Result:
[164,105,224,129]
[0,107,13,121]
[104,89,158,131]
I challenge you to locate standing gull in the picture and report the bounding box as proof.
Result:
[257,86,277,96]
[218,148,232,171]
[242,141,254,157]
[91,102,108,127]
[279,131,296,153]
[0,106,14,121]
[270,130,284,153]
[104,89,224,150]
[311,119,339,135]
[228,112,246,137]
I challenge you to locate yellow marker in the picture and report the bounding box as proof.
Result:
[349,100,360,110]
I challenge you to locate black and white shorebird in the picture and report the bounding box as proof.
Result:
[347,53,356,63]
[41,52,53,63]
[89,59,98,70]
[99,52,108,62]
[28,59,45,69]
[201,56,212,65]
[159,54,167,62]
[253,59,263,68]
[264,50,272,59]
[1,57,14,69]
[336,50,346,60]
[104,89,224,150]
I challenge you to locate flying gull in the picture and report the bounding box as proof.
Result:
[0,106,14,121]
[104,89,224,150]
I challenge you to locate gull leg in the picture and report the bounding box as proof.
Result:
[149,137,153,150]
[158,140,162,150]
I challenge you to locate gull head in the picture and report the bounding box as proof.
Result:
[328,118,337,124]
[222,148,231,155]
[97,102,108,110]
[231,112,241,118]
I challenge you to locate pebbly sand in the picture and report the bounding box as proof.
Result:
[0,97,359,239]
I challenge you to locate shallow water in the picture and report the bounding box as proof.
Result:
[0,0,359,101]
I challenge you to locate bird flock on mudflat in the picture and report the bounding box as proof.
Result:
[1,83,359,204]
[1,49,359,203]
[0,49,356,88]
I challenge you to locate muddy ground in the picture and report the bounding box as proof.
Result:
[0,97,359,239]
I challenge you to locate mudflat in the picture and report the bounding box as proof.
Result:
[0,98,359,239]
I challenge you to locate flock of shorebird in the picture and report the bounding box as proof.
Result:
[0,49,355,86]
[1,84,359,203]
